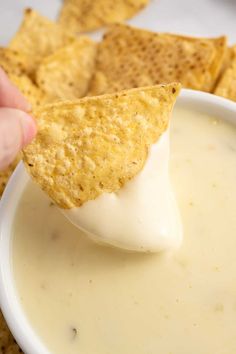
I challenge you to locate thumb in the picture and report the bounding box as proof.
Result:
[0,108,36,170]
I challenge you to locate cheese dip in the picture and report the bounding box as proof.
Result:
[13,108,236,354]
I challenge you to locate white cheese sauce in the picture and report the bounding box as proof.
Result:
[63,131,182,252]
[12,108,236,354]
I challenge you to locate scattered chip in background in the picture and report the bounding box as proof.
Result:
[89,24,226,95]
[9,74,46,108]
[36,37,97,100]
[0,310,23,353]
[23,83,180,209]
[0,154,21,197]
[9,8,76,75]
[218,46,234,76]
[214,45,236,101]
[58,0,149,33]
[0,48,34,77]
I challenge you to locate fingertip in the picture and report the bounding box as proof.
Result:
[19,113,37,147]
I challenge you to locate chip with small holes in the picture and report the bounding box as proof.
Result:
[0,47,34,77]
[9,8,76,75]
[214,45,236,102]
[36,37,97,100]
[58,0,149,33]
[23,83,180,209]
[88,24,227,95]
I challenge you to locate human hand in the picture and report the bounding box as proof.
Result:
[0,68,36,171]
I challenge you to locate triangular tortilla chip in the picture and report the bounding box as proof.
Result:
[9,8,76,74]
[58,0,149,33]
[9,74,46,108]
[214,45,236,101]
[0,48,34,77]
[36,37,97,100]
[89,24,226,95]
[23,83,180,209]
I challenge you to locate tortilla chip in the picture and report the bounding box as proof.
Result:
[89,24,226,95]
[58,0,149,33]
[36,37,97,100]
[0,47,34,77]
[3,344,23,354]
[9,74,46,108]
[9,8,76,74]
[0,155,21,197]
[212,46,234,92]
[214,46,236,101]
[23,83,180,209]
[220,46,234,75]
[0,310,22,353]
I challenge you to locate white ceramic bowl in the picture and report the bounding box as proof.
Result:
[0,89,236,354]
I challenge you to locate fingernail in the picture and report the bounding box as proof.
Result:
[19,113,37,147]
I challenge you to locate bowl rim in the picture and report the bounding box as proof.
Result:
[1,88,236,354]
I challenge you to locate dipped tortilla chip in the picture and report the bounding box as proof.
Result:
[23,83,180,209]
[0,154,21,196]
[0,47,34,76]
[9,74,46,108]
[89,24,226,95]
[58,0,149,33]
[36,37,97,100]
[214,46,236,101]
[9,8,76,74]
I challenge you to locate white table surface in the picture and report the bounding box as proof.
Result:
[0,0,236,46]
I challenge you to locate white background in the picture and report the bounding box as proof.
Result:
[0,0,236,46]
